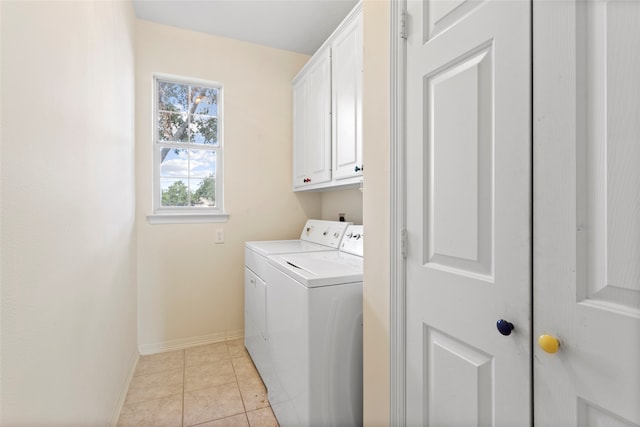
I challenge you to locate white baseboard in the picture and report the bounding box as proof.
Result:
[226,328,244,341]
[110,350,139,427]
[138,329,245,355]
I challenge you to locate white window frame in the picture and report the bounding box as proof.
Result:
[147,73,229,224]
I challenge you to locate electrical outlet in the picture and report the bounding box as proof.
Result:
[215,228,224,244]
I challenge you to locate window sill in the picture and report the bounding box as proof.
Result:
[147,211,230,225]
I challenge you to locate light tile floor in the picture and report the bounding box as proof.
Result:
[117,339,279,427]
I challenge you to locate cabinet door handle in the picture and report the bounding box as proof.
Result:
[496,319,514,336]
[354,165,363,172]
[539,334,560,354]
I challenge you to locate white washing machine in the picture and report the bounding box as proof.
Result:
[244,220,351,393]
[264,225,363,427]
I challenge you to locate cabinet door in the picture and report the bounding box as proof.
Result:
[331,12,363,181]
[293,50,332,189]
[306,50,332,185]
[292,77,308,188]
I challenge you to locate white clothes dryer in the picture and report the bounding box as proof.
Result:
[265,225,364,427]
[244,220,351,392]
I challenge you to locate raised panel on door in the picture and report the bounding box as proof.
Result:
[427,44,493,278]
[425,327,493,426]
[331,14,363,181]
[292,77,308,188]
[405,0,531,425]
[306,50,332,185]
[534,1,640,424]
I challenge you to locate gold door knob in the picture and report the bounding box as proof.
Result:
[538,334,560,354]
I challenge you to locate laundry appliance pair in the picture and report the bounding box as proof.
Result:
[244,220,363,426]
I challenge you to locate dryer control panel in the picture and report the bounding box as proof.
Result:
[299,219,352,248]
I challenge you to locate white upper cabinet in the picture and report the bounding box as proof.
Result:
[292,49,332,189]
[331,11,363,181]
[292,2,363,191]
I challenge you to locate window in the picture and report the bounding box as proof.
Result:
[149,74,228,224]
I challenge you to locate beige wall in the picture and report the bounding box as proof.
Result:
[135,20,321,353]
[362,0,391,425]
[1,1,138,424]
[0,2,377,422]
[321,188,363,224]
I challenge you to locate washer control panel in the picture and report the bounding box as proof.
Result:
[340,225,364,257]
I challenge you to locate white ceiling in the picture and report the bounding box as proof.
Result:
[132,0,359,55]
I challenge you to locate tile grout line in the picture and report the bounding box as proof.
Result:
[228,341,251,424]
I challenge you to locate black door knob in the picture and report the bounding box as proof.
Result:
[496,319,514,336]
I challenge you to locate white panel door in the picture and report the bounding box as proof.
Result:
[292,49,331,189]
[405,0,531,425]
[331,11,363,180]
[534,0,640,425]
[306,50,332,185]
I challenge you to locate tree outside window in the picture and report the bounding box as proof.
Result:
[153,75,223,213]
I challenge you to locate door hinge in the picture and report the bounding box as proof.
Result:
[401,228,408,258]
[400,9,408,40]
